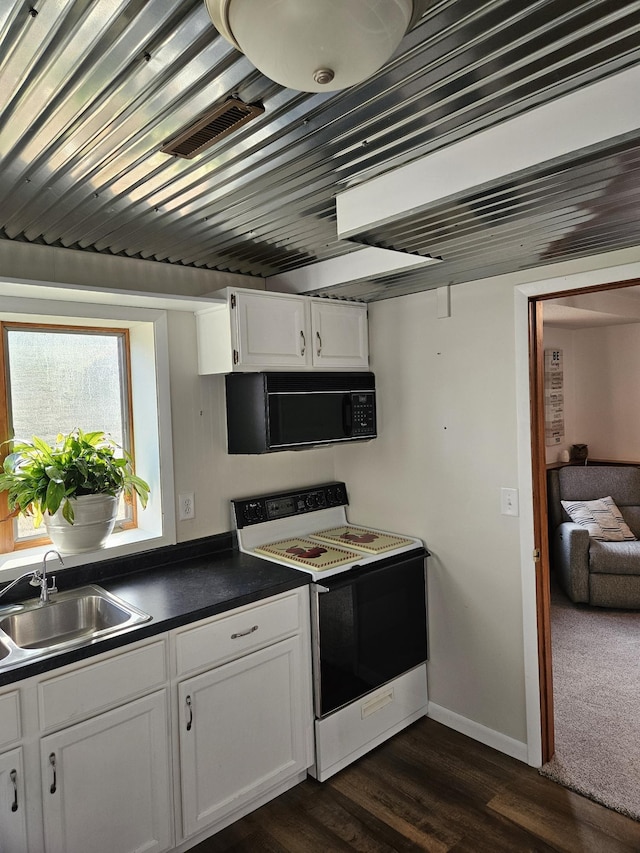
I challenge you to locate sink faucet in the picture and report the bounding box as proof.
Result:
[37,550,63,604]
[0,549,63,606]
[0,569,40,604]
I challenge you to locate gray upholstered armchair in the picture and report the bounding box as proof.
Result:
[548,465,640,608]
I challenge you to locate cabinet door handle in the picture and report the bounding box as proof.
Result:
[10,769,18,812]
[49,753,57,794]
[300,330,306,356]
[316,330,322,356]
[231,624,259,639]
[186,695,193,731]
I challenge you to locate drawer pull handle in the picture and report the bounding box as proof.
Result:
[186,695,193,731]
[316,330,322,356]
[49,753,57,794]
[361,687,394,719]
[10,769,18,812]
[231,625,259,639]
[300,330,306,356]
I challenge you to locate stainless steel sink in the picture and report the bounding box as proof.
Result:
[0,585,150,667]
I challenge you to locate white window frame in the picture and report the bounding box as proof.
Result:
[0,292,176,578]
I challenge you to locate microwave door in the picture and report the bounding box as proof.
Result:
[269,391,350,447]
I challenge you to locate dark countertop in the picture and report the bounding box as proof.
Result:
[0,534,309,687]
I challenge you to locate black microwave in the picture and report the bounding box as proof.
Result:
[225,372,377,454]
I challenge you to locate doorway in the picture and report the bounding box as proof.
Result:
[526,276,640,763]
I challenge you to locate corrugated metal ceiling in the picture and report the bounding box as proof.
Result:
[1,0,639,300]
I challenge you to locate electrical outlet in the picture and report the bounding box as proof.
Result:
[179,493,195,521]
[500,487,519,517]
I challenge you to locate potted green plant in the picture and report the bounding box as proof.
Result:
[0,429,150,554]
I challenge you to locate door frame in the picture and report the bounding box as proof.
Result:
[515,263,640,767]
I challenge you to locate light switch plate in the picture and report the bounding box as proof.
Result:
[501,487,519,517]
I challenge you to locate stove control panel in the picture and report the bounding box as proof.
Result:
[232,482,348,528]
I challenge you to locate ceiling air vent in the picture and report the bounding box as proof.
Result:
[161,98,264,159]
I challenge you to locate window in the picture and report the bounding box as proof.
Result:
[1,323,137,550]
[0,290,175,577]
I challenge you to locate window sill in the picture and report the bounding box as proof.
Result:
[0,527,175,580]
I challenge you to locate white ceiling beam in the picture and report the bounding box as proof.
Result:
[265,245,440,294]
[336,64,640,238]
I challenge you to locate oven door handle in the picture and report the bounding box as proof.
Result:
[317,549,426,592]
[316,584,330,593]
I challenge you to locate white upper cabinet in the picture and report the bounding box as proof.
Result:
[236,291,311,369]
[196,288,369,374]
[310,298,369,369]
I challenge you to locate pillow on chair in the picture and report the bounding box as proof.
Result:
[561,496,637,541]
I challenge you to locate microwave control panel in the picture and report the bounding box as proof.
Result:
[350,392,376,436]
[232,482,348,528]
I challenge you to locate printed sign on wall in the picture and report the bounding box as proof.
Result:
[544,349,564,446]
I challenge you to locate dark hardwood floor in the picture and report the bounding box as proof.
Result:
[190,718,640,853]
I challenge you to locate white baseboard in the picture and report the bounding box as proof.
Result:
[427,702,529,763]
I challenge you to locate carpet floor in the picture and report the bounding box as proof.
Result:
[540,578,640,821]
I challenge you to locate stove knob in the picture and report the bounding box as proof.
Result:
[332,485,345,504]
[244,502,264,523]
[305,494,316,509]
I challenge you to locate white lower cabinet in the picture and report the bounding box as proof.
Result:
[0,587,312,852]
[0,746,28,852]
[41,690,172,853]
[178,637,308,838]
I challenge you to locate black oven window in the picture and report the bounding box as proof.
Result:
[317,555,427,716]
[269,393,347,444]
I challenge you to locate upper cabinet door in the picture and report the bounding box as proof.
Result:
[234,292,311,369]
[311,300,369,369]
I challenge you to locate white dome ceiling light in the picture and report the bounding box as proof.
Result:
[204,0,428,93]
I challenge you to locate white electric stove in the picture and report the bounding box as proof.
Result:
[232,482,429,781]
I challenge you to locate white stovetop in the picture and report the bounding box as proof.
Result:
[236,506,423,580]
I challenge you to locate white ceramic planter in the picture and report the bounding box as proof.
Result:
[44,493,120,554]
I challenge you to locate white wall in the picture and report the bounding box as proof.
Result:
[542,321,640,463]
[573,323,640,461]
[335,278,527,744]
[0,239,251,297]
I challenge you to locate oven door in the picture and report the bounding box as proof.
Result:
[311,549,428,718]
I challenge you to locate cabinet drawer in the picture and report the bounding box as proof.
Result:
[38,639,167,731]
[175,591,301,676]
[0,690,20,748]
